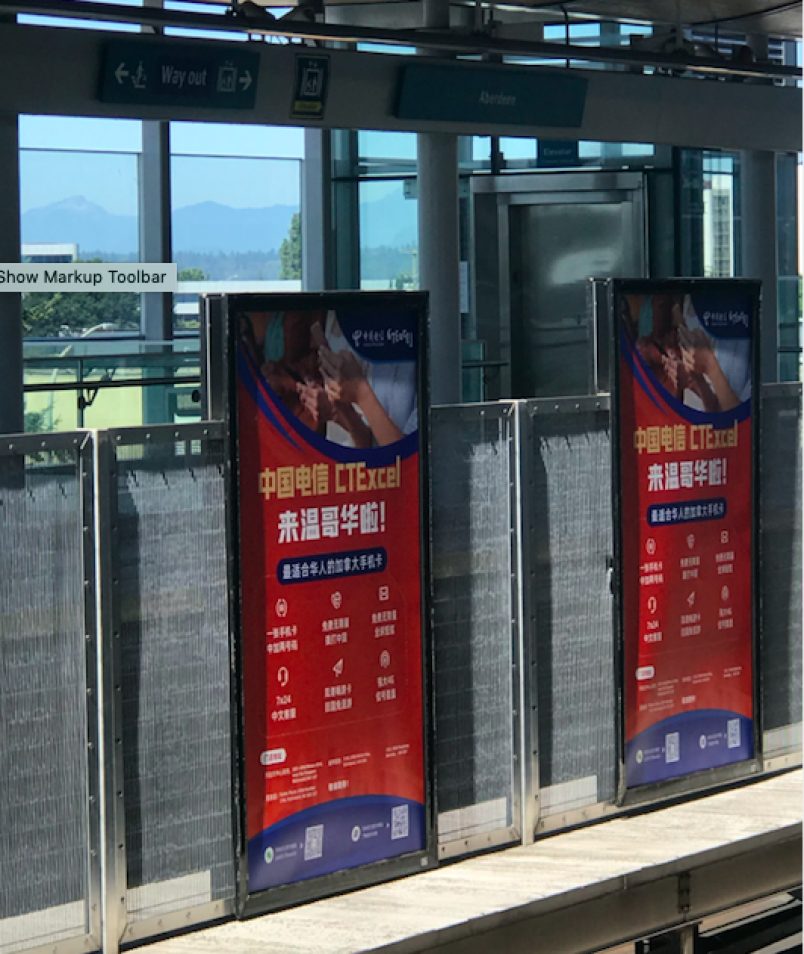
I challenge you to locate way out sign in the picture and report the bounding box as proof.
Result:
[100,40,259,110]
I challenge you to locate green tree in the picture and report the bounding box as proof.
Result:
[22,290,140,337]
[279,213,302,280]
[21,258,140,338]
[178,266,208,281]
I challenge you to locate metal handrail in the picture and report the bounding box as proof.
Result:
[24,376,201,393]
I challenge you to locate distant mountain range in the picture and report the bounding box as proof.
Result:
[21,189,418,256]
[21,196,298,255]
[358,190,418,249]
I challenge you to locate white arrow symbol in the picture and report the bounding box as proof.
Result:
[239,70,252,91]
[114,62,129,85]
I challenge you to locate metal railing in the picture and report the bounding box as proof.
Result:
[23,345,202,430]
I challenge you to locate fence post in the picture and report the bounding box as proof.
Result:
[93,430,128,954]
[514,400,540,844]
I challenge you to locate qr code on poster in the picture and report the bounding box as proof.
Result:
[727,718,741,749]
[304,824,324,861]
[391,805,409,841]
[665,732,680,764]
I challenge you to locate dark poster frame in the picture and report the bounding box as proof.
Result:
[215,291,436,917]
[609,278,762,806]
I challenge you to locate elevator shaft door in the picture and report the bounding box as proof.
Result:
[508,187,644,399]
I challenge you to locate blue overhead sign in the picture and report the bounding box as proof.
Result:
[100,40,259,110]
[538,139,580,166]
[395,64,587,128]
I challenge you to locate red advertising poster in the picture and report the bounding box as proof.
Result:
[615,281,757,788]
[232,295,427,893]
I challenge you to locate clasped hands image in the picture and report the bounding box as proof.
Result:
[625,294,742,413]
[240,309,409,448]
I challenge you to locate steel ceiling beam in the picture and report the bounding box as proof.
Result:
[0,0,800,78]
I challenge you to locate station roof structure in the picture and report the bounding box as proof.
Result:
[1,0,800,49]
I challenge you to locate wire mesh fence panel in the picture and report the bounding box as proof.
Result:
[526,403,616,817]
[430,406,517,847]
[0,449,93,954]
[112,433,235,925]
[759,383,802,758]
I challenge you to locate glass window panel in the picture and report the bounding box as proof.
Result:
[357,42,415,55]
[576,141,654,160]
[473,137,491,162]
[703,173,736,277]
[622,143,656,156]
[359,180,418,291]
[500,137,536,160]
[19,148,141,338]
[359,131,417,160]
[20,115,143,152]
[19,0,143,32]
[162,0,254,46]
[571,23,601,39]
[170,121,304,158]
[170,154,302,331]
[621,23,653,36]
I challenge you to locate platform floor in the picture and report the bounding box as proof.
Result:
[143,770,802,954]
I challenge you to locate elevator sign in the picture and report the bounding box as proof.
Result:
[100,41,259,110]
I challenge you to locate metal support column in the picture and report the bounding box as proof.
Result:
[303,128,334,291]
[418,132,462,405]
[741,36,778,384]
[139,120,173,424]
[0,114,24,435]
[741,149,778,383]
[331,129,360,290]
[417,0,461,406]
[139,121,173,341]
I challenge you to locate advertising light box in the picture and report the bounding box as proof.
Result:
[612,280,760,791]
[223,292,432,913]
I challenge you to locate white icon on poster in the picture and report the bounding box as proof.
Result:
[260,748,286,766]
[721,530,729,544]
[647,596,658,615]
[277,666,289,687]
[686,534,695,550]
[276,598,288,618]
[380,650,391,669]
[331,591,343,610]
[687,591,696,607]
[351,825,361,842]
[333,658,344,677]
[721,585,730,601]
[699,735,707,749]
[645,538,656,555]
[379,586,390,602]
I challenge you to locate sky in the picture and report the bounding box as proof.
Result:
[18,114,416,216]
[16,111,654,218]
[19,116,305,214]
